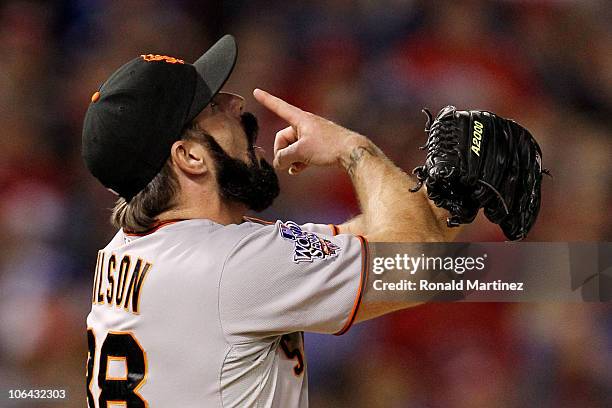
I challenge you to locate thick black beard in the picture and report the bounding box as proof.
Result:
[201,116,279,212]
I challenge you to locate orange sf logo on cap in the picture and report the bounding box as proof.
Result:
[140,54,185,64]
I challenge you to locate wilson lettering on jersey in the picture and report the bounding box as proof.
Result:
[91,252,151,314]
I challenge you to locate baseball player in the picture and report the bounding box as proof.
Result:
[81,35,485,408]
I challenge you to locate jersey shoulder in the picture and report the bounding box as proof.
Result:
[101,218,274,254]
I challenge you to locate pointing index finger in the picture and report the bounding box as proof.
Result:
[253,88,304,125]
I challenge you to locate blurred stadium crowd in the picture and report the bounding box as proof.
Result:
[0,0,610,407]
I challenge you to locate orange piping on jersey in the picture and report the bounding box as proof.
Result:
[123,219,186,236]
[242,216,275,225]
[329,224,339,236]
[334,235,369,336]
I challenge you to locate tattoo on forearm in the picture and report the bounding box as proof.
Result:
[345,145,379,177]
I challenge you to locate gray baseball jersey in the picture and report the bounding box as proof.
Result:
[85,217,367,407]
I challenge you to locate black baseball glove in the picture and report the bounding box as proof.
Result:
[410,106,548,240]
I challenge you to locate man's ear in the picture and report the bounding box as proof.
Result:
[170,139,210,176]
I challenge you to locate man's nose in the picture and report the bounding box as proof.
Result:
[218,92,245,117]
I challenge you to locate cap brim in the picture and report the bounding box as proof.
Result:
[186,34,237,122]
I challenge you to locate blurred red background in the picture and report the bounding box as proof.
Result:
[0,1,610,407]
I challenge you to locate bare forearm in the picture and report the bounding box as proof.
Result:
[341,139,466,322]
[338,135,452,242]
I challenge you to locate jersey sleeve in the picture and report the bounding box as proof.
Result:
[219,220,368,341]
[298,222,339,236]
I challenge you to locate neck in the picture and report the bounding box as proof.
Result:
[157,191,247,225]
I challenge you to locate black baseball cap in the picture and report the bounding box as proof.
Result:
[82,35,237,201]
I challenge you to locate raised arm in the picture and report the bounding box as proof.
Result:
[253,89,459,243]
[253,89,462,322]
[337,138,463,242]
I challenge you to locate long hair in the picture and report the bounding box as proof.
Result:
[110,160,180,232]
[110,122,208,232]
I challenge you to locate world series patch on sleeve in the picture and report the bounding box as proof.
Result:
[279,221,341,263]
